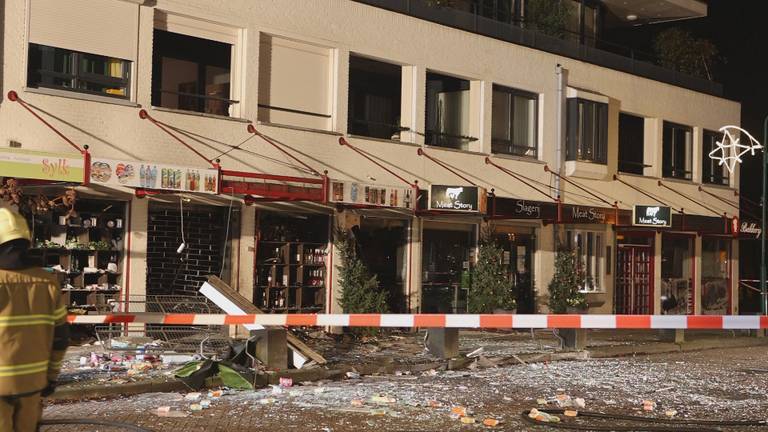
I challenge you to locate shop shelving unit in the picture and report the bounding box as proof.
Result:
[26,199,126,313]
[255,240,326,312]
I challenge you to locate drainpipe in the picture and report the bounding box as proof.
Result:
[555,64,567,200]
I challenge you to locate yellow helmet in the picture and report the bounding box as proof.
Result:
[0,208,31,246]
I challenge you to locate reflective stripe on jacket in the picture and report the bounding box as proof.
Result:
[0,267,68,396]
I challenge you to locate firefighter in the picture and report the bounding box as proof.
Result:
[0,207,69,432]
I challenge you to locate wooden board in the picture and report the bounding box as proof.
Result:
[205,275,326,365]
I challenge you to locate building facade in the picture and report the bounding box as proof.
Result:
[0,0,740,318]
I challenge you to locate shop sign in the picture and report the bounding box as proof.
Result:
[740,220,762,239]
[0,148,84,183]
[329,180,414,209]
[568,205,607,223]
[89,158,219,194]
[632,205,672,227]
[428,185,487,213]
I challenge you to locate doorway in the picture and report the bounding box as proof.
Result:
[355,217,409,313]
[614,233,654,314]
[497,232,536,313]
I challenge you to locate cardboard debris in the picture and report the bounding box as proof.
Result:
[202,276,326,366]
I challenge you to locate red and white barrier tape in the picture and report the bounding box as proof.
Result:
[67,313,768,329]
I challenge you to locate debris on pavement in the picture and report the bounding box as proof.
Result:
[528,408,561,423]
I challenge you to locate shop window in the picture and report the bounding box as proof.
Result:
[702,129,729,186]
[566,98,608,164]
[701,237,730,315]
[566,230,604,293]
[348,55,402,140]
[258,35,332,130]
[27,44,131,99]
[151,29,233,116]
[618,113,645,174]
[492,85,538,158]
[254,212,329,312]
[662,121,693,180]
[425,72,474,150]
[421,226,476,313]
[660,235,693,314]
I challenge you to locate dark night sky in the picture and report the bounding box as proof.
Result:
[608,0,768,202]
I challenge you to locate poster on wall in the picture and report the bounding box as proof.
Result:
[330,180,414,209]
[0,148,85,183]
[89,158,219,194]
[428,185,487,213]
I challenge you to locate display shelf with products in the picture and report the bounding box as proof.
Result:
[254,212,329,312]
[25,198,126,314]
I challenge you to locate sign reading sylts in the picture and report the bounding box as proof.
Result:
[0,148,85,183]
[633,205,672,227]
[429,185,486,213]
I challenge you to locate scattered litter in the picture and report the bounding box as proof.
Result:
[351,399,365,407]
[162,354,195,365]
[564,409,578,417]
[346,371,361,379]
[642,400,656,411]
[279,377,293,388]
[258,398,276,404]
[370,395,396,405]
[536,398,547,405]
[154,406,187,418]
[451,406,469,417]
[184,392,202,401]
[482,418,501,427]
[529,408,561,423]
[460,416,476,424]
[208,390,223,398]
[189,403,203,412]
[665,409,678,417]
[199,399,211,409]
[466,348,484,358]
[423,369,438,377]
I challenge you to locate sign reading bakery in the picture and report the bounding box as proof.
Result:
[428,185,487,213]
[90,158,219,194]
[330,180,414,209]
[0,148,85,183]
[632,205,672,227]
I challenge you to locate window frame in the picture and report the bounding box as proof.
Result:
[702,129,730,186]
[618,112,646,175]
[491,84,539,158]
[662,121,693,181]
[27,43,131,100]
[347,54,404,140]
[566,98,608,164]
[566,229,605,293]
[424,71,476,151]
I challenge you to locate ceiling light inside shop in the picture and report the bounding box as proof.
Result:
[626,14,638,21]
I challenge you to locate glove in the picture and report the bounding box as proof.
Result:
[41,381,57,397]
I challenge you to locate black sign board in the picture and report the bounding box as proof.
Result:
[493,198,557,220]
[633,205,672,227]
[429,185,486,213]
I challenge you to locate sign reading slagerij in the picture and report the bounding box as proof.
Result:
[633,205,672,227]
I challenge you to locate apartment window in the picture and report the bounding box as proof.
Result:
[702,129,729,185]
[662,121,693,180]
[258,35,332,130]
[152,30,232,116]
[348,56,402,140]
[566,230,604,293]
[492,85,538,158]
[618,113,645,174]
[566,98,608,164]
[425,72,474,150]
[27,44,131,99]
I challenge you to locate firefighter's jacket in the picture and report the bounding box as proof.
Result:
[0,267,68,396]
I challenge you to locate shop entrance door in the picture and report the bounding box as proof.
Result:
[615,244,653,315]
[498,233,535,313]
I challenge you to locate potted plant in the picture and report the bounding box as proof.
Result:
[468,226,516,314]
[547,247,587,314]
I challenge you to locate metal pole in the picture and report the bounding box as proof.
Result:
[762,114,768,315]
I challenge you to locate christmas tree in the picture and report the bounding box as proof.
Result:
[467,227,517,313]
[333,226,388,314]
[548,246,587,314]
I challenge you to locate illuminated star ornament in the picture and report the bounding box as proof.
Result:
[709,125,763,174]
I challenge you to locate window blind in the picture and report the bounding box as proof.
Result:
[29,0,138,61]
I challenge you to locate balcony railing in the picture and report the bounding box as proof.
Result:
[353,0,722,97]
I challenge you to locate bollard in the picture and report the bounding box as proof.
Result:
[658,328,685,343]
[251,328,288,370]
[426,328,459,359]
[559,328,587,351]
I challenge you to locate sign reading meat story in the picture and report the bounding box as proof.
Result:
[633,205,672,227]
[0,148,85,183]
[330,180,414,209]
[428,185,487,213]
[90,158,219,194]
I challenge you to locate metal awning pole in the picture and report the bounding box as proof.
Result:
[544,164,617,208]
[658,180,724,217]
[484,157,555,202]
[7,91,84,153]
[613,174,683,214]
[339,137,416,188]
[138,109,218,169]
[416,148,477,185]
[247,124,322,177]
